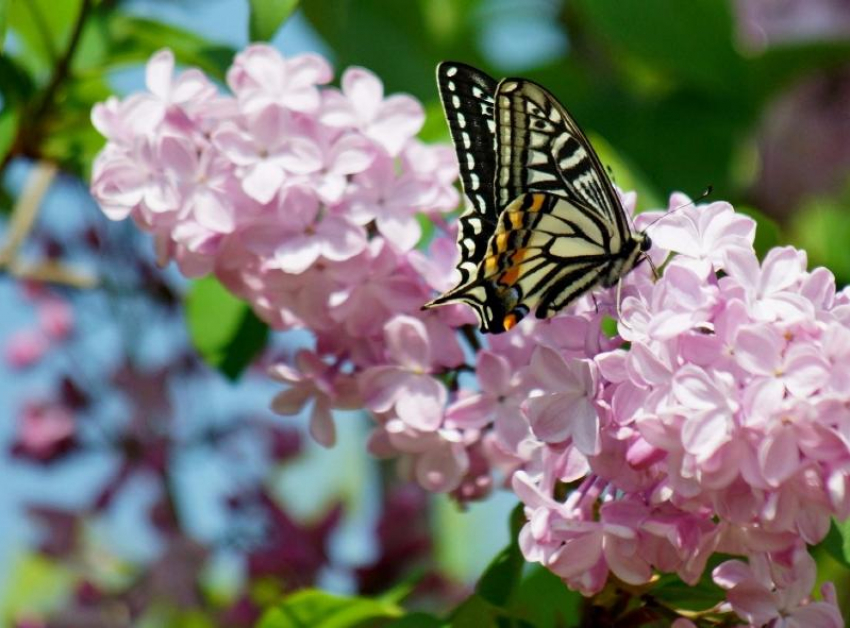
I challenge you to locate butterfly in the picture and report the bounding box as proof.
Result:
[422,62,652,334]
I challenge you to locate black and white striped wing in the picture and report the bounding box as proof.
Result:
[494,79,632,251]
[436,62,499,284]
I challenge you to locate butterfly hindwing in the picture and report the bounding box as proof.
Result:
[436,62,499,284]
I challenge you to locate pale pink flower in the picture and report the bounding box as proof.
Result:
[12,401,76,463]
[270,350,358,447]
[213,107,322,204]
[523,346,600,455]
[359,316,447,432]
[227,45,332,114]
[714,550,843,628]
[268,188,367,274]
[445,351,530,450]
[5,330,49,369]
[320,67,424,155]
[37,298,73,340]
[344,153,430,252]
[648,196,756,276]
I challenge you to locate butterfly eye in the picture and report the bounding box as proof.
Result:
[640,235,652,252]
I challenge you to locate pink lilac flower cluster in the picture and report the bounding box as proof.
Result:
[91,48,848,625]
[509,194,847,624]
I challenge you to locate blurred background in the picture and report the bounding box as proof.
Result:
[3,0,850,625]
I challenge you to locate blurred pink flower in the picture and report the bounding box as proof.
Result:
[5,329,49,369]
[11,401,76,463]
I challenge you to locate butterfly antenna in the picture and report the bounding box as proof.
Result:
[644,185,713,232]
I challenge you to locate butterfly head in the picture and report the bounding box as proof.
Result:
[639,233,652,252]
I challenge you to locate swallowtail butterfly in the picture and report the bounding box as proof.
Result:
[423,62,651,334]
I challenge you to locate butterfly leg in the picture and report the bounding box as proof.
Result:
[644,253,660,281]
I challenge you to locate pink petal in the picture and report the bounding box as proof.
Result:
[375,212,422,252]
[384,315,431,370]
[548,533,603,579]
[415,441,467,492]
[359,366,407,412]
[273,233,321,274]
[286,53,333,89]
[342,67,384,121]
[146,49,174,99]
[735,324,783,375]
[395,374,446,432]
[760,246,803,295]
[759,426,799,486]
[476,351,511,396]
[242,161,284,204]
[682,409,730,460]
[370,95,425,155]
[317,216,367,261]
[330,134,375,175]
[270,385,311,415]
[526,394,573,443]
[309,396,336,447]
[725,583,779,626]
[445,394,496,429]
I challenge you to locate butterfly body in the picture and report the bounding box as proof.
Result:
[424,63,650,334]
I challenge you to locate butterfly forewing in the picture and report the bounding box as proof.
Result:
[435,62,499,284]
[495,79,630,247]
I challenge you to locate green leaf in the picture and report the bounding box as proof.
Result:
[7,0,83,75]
[385,613,443,628]
[248,0,300,42]
[789,193,850,287]
[820,519,850,570]
[255,589,403,628]
[0,0,8,50]
[508,566,582,628]
[106,13,235,81]
[475,504,526,607]
[0,108,19,165]
[572,0,743,94]
[447,594,509,628]
[185,276,269,381]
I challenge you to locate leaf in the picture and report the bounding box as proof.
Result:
[652,557,728,613]
[572,0,743,94]
[0,108,19,166]
[385,614,444,628]
[7,0,84,75]
[446,594,509,628]
[248,0,300,42]
[0,0,8,50]
[185,276,269,381]
[509,566,582,628]
[255,589,403,628]
[301,0,487,100]
[106,13,235,81]
[475,504,526,607]
[820,519,850,570]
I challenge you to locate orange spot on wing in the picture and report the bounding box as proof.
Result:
[498,247,527,286]
[503,313,518,330]
[528,194,544,212]
[509,210,523,230]
[495,232,509,252]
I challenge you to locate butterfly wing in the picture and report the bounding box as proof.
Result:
[425,68,647,333]
[434,62,499,285]
[494,78,632,252]
[439,192,628,332]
